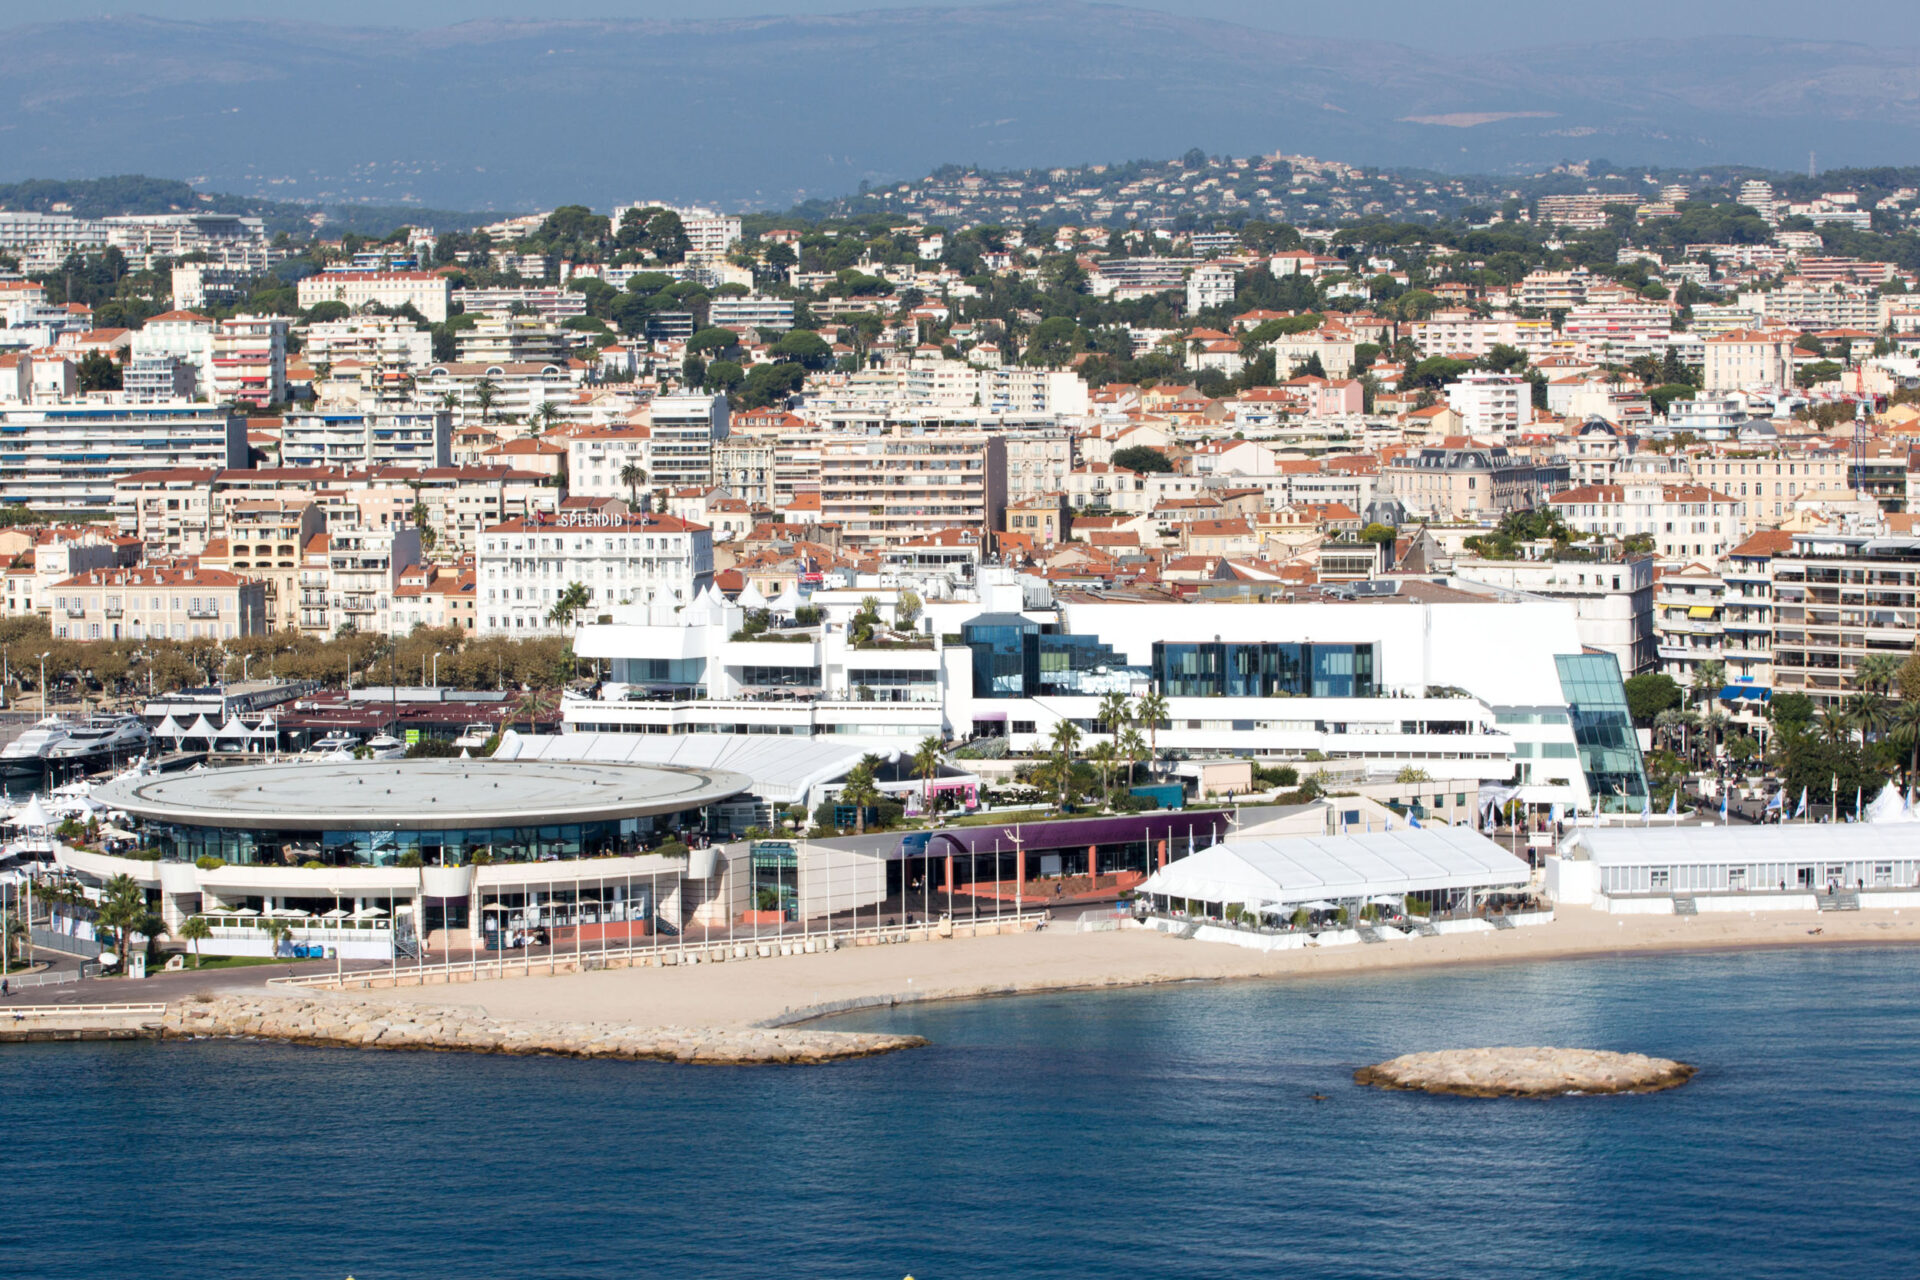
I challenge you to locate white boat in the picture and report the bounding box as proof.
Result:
[48,715,150,763]
[364,733,407,760]
[452,722,495,750]
[306,733,361,757]
[2,717,73,762]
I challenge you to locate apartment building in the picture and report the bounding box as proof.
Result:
[1379,446,1542,521]
[819,424,1008,548]
[567,426,653,502]
[304,316,435,371]
[646,394,730,491]
[1410,311,1555,359]
[1445,372,1535,436]
[412,362,577,424]
[1185,262,1237,314]
[477,511,715,635]
[452,288,588,321]
[1549,481,1747,563]
[301,525,423,637]
[1683,450,1851,523]
[1769,531,1920,709]
[209,314,288,406]
[1449,553,1656,676]
[295,271,453,324]
[2,528,143,619]
[122,356,198,404]
[0,406,248,510]
[1652,560,1727,691]
[707,296,796,333]
[49,564,267,642]
[103,214,270,272]
[454,317,574,365]
[1703,329,1797,394]
[279,411,453,470]
[1721,529,1787,715]
[198,500,327,634]
[390,562,479,634]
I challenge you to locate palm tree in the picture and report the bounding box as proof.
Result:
[840,762,881,836]
[475,378,498,423]
[1892,698,1920,784]
[619,462,648,511]
[546,581,593,632]
[263,917,292,959]
[1689,660,1726,711]
[177,914,211,968]
[94,873,152,971]
[1135,690,1168,778]
[532,400,561,434]
[1088,739,1121,810]
[1097,692,1131,739]
[1817,704,1851,746]
[1119,726,1147,789]
[911,735,943,815]
[1857,653,1903,697]
[1846,690,1892,748]
[1047,719,1082,810]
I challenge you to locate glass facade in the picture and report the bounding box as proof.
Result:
[1151,642,1376,699]
[1554,653,1651,812]
[965,617,1145,698]
[135,812,696,868]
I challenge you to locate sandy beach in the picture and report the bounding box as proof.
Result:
[331,906,1920,1034]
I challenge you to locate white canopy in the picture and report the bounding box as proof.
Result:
[154,715,184,739]
[1139,826,1529,911]
[10,795,52,830]
[215,717,249,741]
[1866,782,1918,825]
[769,583,805,615]
[735,582,770,611]
[182,714,218,741]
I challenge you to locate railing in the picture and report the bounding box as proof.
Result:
[269,910,1051,992]
[3,967,81,990]
[0,1002,166,1019]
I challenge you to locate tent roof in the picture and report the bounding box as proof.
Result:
[1563,823,1920,867]
[11,795,52,829]
[1139,826,1529,908]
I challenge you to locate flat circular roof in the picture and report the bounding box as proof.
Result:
[99,759,751,832]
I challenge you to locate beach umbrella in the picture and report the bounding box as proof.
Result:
[350,906,387,919]
[228,907,260,917]
[321,908,351,920]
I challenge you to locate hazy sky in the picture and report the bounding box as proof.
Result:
[3,0,1904,51]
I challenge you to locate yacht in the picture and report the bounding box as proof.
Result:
[364,733,408,761]
[47,715,151,765]
[306,733,361,757]
[1,717,74,762]
[453,722,495,751]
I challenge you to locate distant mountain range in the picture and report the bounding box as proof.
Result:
[3,3,1918,212]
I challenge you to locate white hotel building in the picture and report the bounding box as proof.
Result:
[565,578,1651,815]
[477,510,715,635]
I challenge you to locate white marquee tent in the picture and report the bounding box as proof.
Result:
[1138,825,1529,913]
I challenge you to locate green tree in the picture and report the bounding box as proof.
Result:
[1089,739,1121,810]
[474,378,498,423]
[1359,522,1396,546]
[1770,691,1816,734]
[1110,445,1173,474]
[1856,653,1903,697]
[1047,718,1082,810]
[1097,691,1132,739]
[1119,726,1148,789]
[839,761,881,835]
[77,349,122,391]
[94,873,155,970]
[546,581,593,630]
[896,589,922,629]
[912,734,943,813]
[619,462,648,509]
[1136,691,1168,778]
[1624,672,1683,727]
[177,913,211,968]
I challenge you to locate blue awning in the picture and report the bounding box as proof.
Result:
[1719,685,1771,702]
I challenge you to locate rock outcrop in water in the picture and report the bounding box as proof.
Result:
[1354,1047,1695,1098]
[163,995,924,1065]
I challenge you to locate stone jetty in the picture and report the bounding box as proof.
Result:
[1354,1046,1696,1097]
[162,995,925,1065]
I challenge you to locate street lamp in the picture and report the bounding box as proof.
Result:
[38,651,49,718]
[432,652,444,690]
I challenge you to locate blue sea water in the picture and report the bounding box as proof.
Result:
[6,947,1920,1280]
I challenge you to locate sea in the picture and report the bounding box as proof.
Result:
[6,946,1919,1280]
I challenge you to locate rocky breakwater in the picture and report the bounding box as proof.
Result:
[1355,1046,1696,1098]
[163,995,925,1065]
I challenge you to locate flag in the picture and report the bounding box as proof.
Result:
[1666,790,1678,818]
[1794,787,1807,819]
[1407,813,1422,828]
[1766,790,1784,812]
[1384,814,1393,831]
[1720,789,1728,823]
[1856,786,1863,822]
[1642,794,1652,825]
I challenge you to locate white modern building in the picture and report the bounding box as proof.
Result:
[0,405,248,509]
[279,411,453,469]
[566,580,1652,814]
[296,271,453,324]
[1445,372,1535,436]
